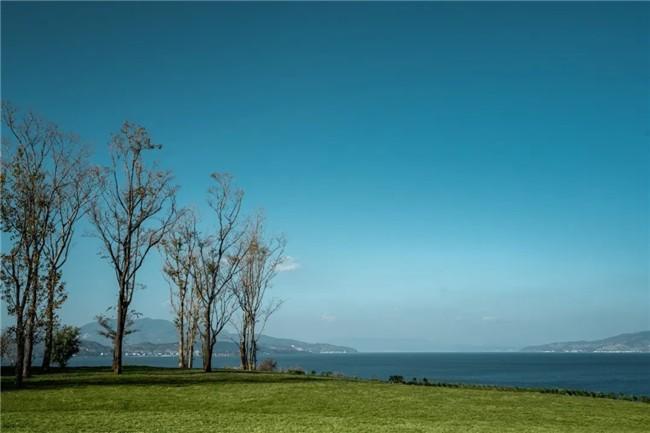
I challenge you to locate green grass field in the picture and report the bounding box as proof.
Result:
[1,367,649,433]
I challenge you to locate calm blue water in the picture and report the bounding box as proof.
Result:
[69,352,650,396]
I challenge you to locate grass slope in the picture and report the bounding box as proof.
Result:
[1,367,648,433]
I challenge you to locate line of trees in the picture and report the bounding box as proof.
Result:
[1,103,287,386]
[160,178,286,372]
[1,103,96,386]
[234,215,285,371]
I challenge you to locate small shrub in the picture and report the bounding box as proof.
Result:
[287,367,305,375]
[52,325,81,368]
[258,358,277,372]
[0,327,16,366]
[388,375,404,384]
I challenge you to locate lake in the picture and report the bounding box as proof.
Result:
[69,352,650,396]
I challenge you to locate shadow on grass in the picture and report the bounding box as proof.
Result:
[0,366,324,392]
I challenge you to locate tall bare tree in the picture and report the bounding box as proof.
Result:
[234,215,285,370]
[1,103,85,384]
[193,173,245,372]
[90,122,177,374]
[160,210,200,368]
[40,142,95,371]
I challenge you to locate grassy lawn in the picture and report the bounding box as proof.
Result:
[1,367,649,433]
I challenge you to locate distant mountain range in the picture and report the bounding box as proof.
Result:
[79,318,357,356]
[521,331,650,353]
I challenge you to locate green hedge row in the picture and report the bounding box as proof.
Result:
[386,375,650,403]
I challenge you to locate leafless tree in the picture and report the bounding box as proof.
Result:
[193,173,245,372]
[160,210,201,368]
[89,122,177,374]
[40,142,96,371]
[233,214,285,370]
[1,103,85,384]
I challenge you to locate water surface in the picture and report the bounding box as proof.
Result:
[69,352,650,396]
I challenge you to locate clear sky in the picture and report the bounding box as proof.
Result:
[2,2,648,351]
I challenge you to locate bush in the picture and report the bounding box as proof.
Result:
[388,375,404,384]
[0,327,16,366]
[258,358,277,372]
[52,325,81,368]
[286,367,305,375]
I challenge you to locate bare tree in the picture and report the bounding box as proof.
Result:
[234,214,285,371]
[90,122,177,374]
[40,143,96,371]
[193,173,245,372]
[160,210,200,368]
[1,103,80,384]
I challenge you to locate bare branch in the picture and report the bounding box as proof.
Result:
[192,173,245,372]
[232,212,286,370]
[89,121,177,374]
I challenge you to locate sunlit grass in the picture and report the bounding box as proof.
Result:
[2,367,649,432]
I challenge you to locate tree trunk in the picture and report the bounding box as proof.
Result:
[41,276,56,371]
[239,338,247,370]
[178,340,185,368]
[187,343,194,369]
[23,290,38,378]
[112,334,123,374]
[23,314,36,377]
[14,310,24,388]
[248,322,257,370]
[240,318,257,371]
[187,323,197,369]
[251,338,257,370]
[202,334,212,372]
[177,319,185,368]
[240,315,248,370]
[112,302,125,374]
[23,324,33,377]
[202,308,212,372]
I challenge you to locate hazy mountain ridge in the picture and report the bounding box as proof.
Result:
[79,318,357,355]
[521,331,650,353]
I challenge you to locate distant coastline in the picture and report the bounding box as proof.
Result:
[521,331,650,353]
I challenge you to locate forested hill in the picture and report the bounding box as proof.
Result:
[521,331,650,353]
[78,318,357,355]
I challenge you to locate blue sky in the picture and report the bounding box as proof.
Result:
[2,2,648,351]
